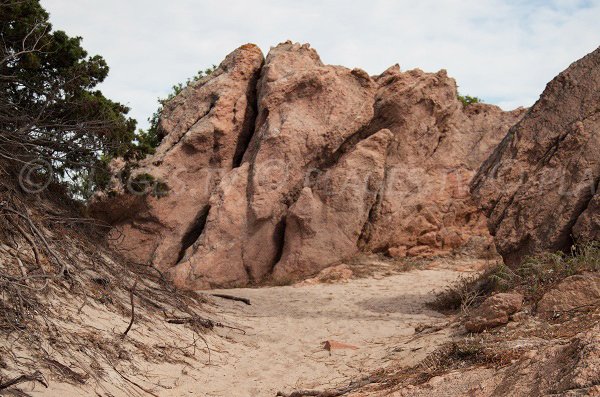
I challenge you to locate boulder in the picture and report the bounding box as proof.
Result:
[537,273,600,317]
[472,47,600,266]
[464,292,523,333]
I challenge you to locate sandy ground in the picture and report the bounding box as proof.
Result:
[168,267,464,396]
[19,262,478,397]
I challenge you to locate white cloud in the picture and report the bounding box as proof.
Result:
[41,0,600,129]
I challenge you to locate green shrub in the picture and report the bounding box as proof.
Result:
[457,94,482,106]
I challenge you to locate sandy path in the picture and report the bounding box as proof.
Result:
[22,266,467,397]
[187,268,462,396]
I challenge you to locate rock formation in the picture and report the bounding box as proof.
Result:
[472,47,600,266]
[91,44,264,271]
[94,41,524,289]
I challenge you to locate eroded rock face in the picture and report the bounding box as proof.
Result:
[493,325,600,396]
[272,129,393,282]
[397,325,600,396]
[95,41,524,288]
[91,44,264,270]
[472,47,600,266]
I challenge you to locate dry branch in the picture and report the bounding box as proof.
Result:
[122,279,138,337]
[0,370,48,391]
[210,293,251,305]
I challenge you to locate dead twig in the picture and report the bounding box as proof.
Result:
[122,279,138,337]
[210,293,251,305]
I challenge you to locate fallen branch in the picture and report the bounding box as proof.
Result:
[165,315,246,334]
[210,293,251,305]
[122,279,138,337]
[0,370,48,391]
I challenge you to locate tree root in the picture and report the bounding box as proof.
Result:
[122,279,138,337]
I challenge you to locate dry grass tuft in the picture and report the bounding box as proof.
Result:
[429,242,600,313]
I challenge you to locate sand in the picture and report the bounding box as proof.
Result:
[20,262,477,396]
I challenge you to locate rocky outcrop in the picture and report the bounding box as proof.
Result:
[95,41,524,289]
[272,129,393,281]
[396,325,600,396]
[492,325,600,396]
[472,47,600,266]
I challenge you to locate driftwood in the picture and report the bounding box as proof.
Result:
[210,293,251,305]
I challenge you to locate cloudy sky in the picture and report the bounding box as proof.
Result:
[42,0,599,130]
